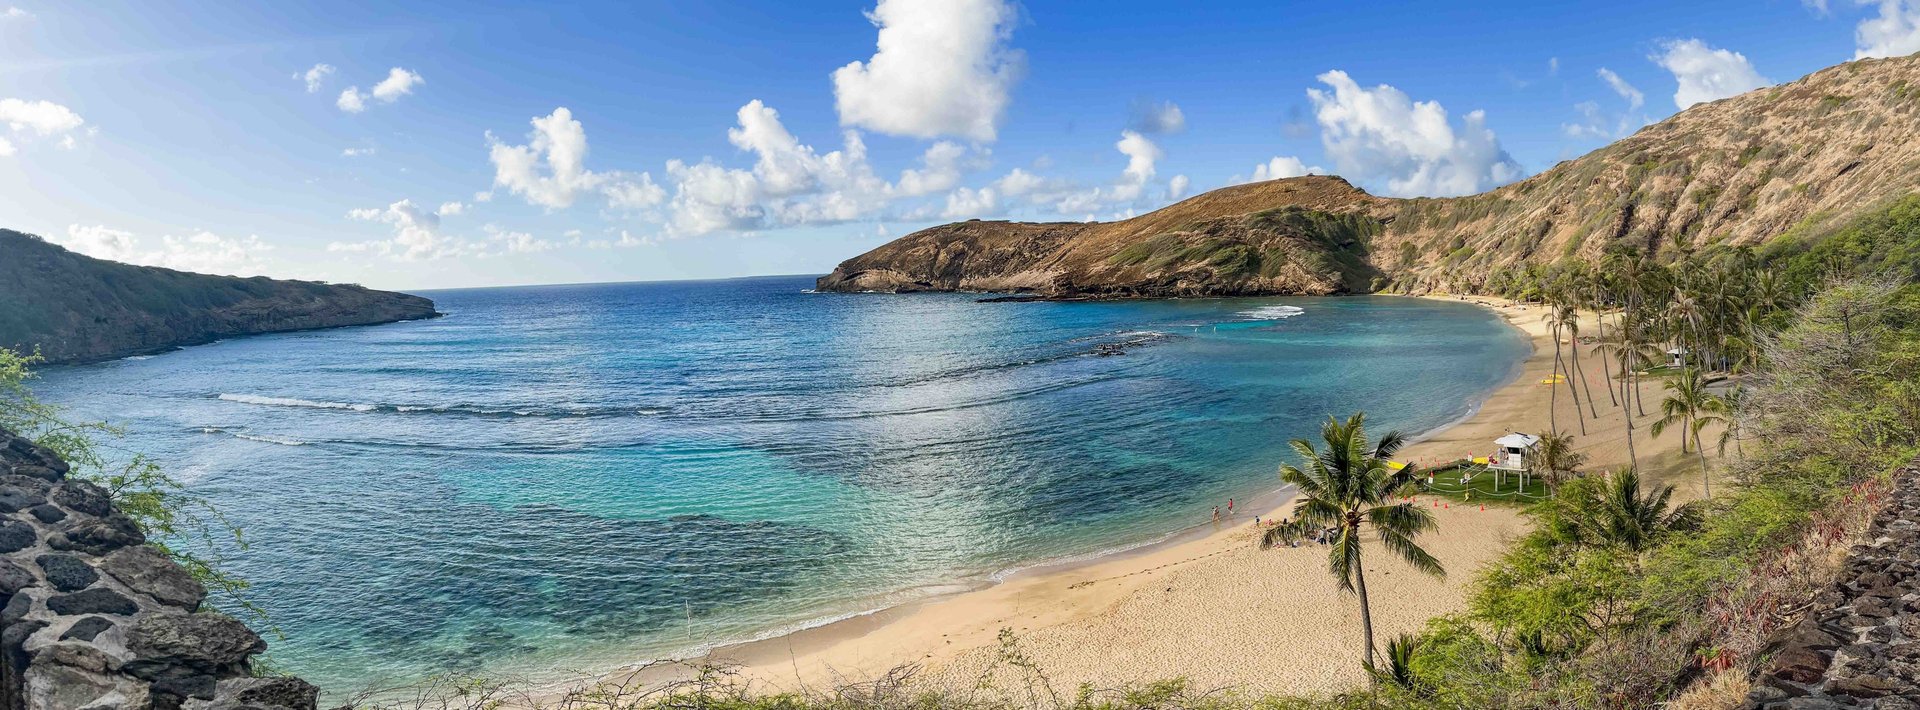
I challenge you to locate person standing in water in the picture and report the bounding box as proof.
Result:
[1227,498,1235,513]
[1212,506,1220,522]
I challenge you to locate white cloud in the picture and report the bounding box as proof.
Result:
[1856,0,1920,59]
[1305,70,1522,197]
[297,63,335,93]
[895,141,973,196]
[1805,0,1832,15]
[1129,100,1186,134]
[992,167,1049,197]
[488,107,605,209]
[437,201,466,216]
[484,225,555,253]
[1113,130,1160,201]
[1238,156,1325,184]
[1548,57,1560,76]
[334,199,466,260]
[0,98,85,155]
[57,224,275,276]
[1168,174,1190,200]
[371,67,424,102]
[2,7,29,19]
[1596,68,1644,110]
[336,67,424,113]
[1651,39,1770,110]
[660,100,890,236]
[942,186,997,219]
[336,88,366,113]
[603,175,666,210]
[831,0,1024,141]
[341,146,375,157]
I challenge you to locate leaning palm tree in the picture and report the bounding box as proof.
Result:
[1260,413,1444,674]
[1651,368,1717,499]
[1561,469,1703,552]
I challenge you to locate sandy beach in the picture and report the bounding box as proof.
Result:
[588,295,1719,699]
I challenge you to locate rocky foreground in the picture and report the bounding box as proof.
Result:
[0,426,314,709]
[1744,463,1920,708]
[1,229,438,365]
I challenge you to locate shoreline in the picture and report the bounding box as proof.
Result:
[557,293,1585,698]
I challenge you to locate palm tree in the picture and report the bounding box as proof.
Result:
[1367,633,1425,694]
[1651,368,1717,499]
[1260,413,1444,674]
[1706,387,1746,458]
[1544,302,1587,435]
[1533,431,1587,487]
[1561,470,1703,552]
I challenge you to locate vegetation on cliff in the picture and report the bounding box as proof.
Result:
[0,229,438,364]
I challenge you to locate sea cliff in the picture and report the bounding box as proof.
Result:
[0,229,438,365]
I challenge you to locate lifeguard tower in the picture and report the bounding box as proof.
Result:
[1667,346,1689,368]
[1490,432,1539,489]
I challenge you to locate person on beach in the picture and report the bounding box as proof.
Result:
[1227,498,1234,513]
[1212,506,1220,522]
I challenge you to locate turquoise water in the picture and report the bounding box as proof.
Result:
[29,276,1527,693]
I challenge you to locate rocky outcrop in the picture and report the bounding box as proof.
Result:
[0,427,315,710]
[819,53,1920,297]
[1743,463,1920,708]
[0,229,439,365]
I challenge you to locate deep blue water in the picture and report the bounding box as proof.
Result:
[29,275,1527,692]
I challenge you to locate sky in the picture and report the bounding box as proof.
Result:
[0,0,1914,290]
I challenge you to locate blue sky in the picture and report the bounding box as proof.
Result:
[0,0,1907,289]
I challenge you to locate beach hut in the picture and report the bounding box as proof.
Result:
[1490,433,1540,489]
[1667,346,1689,368]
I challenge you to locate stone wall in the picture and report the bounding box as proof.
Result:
[0,427,316,710]
[1743,463,1920,709]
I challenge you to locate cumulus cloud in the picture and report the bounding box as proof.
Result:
[333,199,466,260]
[895,141,974,196]
[1856,0,1920,59]
[0,98,85,155]
[1651,39,1770,110]
[297,63,334,93]
[488,107,661,213]
[57,224,275,276]
[1168,174,1190,200]
[1129,99,1186,134]
[660,100,890,236]
[1305,70,1522,197]
[1236,156,1325,184]
[2,7,29,19]
[941,186,998,219]
[832,0,1024,141]
[1041,131,1168,213]
[336,88,366,113]
[337,67,424,113]
[1597,68,1644,110]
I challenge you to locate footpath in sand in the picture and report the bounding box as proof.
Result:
[625,296,1721,698]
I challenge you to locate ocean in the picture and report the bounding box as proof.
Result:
[28,275,1529,693]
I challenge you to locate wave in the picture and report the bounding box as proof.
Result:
[217,393,670,419]
[1238,304,1305,321]
[219,394,377,411]
[198,427,309,446]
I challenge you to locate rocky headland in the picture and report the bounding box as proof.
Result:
[818,53,1920,298]
[1,229,438,365]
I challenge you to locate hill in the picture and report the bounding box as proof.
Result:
[818,53,1920,296]
[0,229,438,364]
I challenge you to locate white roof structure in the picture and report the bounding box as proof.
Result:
[1667,346,1689,355]
[1494,433,1540,449]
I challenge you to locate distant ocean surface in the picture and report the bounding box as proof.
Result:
[30,275,1528,693]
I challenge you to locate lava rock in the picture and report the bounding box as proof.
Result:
[59,616,114,642]
[26,503,64,524]
[51,480,112,517]
[102,545,206,611]
[0,559,36,596]
[48,513,145,555]
[35,554,99,592]
[0,519,37,553]
[0,485,45,513]
[127,611,266,670]
[46,588,138,616]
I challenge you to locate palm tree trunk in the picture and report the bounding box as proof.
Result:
[1548,325,1562,438]
[1596,321,1619,407]
[1561,341,1587,435]
[1355,551,1377,678]
[1573,333,1599,418]
[1694,429,1712,499]
[1622,385,1640,471]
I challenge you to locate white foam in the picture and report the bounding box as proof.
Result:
[1238,304,1305,321]
[218,393,377,412]
[198,427,309,446]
